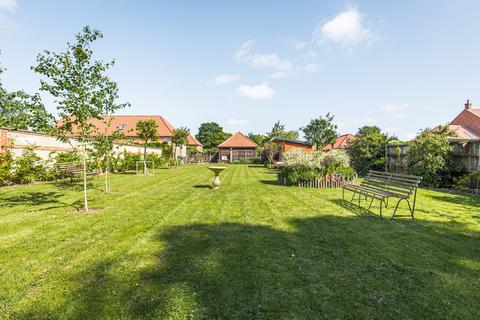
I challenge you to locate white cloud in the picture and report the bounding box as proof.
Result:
[0,0,17,12]
[236,82,276,100]
[235,39,292,72]
[212,74,241,85]
[314,8,374,46]
[226,118,248,126]
[303,50,319,60]
[303,63,321,73]
[270,71,287,79]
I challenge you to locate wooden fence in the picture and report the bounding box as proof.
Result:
[386,141,480,174]
[278,173,358,189]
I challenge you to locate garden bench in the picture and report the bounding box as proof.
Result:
[54,163,100,183]
[342,170,422,219]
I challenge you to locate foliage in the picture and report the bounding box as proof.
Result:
[317,149,350,171]
[171,127,190,148]
[452,174,470,192]
[247,133,267,146]
[0,148,14,185]
[136,120,158,144]
[406,126,457,187]
[261,141,281,164]
[33,26,127,211]
[0,58,54,132]
[196,122,230,149]
[136,119,158,174]
[301,113,338,149]
[110,151,166,172]
[278,149,352,184]
[12,146,49,184]
[52,151,81,164]
[266,121,299,141]
[92,117,127,191]
[347,126,395,176]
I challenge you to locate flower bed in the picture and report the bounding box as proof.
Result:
[277,149,357,189]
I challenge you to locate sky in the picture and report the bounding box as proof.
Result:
[1,0,480,140]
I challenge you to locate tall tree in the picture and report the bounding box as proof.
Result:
[347,125,395,175]
[33,26,126,212]
[136,119,158,175]
[247,133,267,146]
[301,113,338,149]
[196,122,229,150]
[0,59,54,132]
[171,127,190,165]
[266,121,299,140]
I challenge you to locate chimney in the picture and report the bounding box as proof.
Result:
[465,99,472,110]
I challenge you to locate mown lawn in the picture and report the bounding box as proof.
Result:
[0,164,479,319]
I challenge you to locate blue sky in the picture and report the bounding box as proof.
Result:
[1,0,480,139]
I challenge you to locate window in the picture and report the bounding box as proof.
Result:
[119,123,127,130]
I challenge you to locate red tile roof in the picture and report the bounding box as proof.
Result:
[446,125,479,140]
[450,109,480,138]
[322,133,355,151]
[218,132,258,148]
[187,134,203,146]
[58,115,203,146]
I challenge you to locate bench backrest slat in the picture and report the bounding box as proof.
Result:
[361,170,422,198]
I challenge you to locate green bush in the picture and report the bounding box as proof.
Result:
[278,149,353,184]
[53,151,81,164]
[406,127,458,187]
[453,174,470,192]
[0,149,14,186]
[13,147,48,184]
[347,126,394,176]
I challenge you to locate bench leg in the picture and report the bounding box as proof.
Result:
[391,198,404,219]
[368,197,374,210]
[350,191,358,203]
[406,200,414,219]
[379,199,383,219]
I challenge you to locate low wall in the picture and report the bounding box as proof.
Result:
[0,128,162,159]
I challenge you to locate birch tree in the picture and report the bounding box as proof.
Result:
[33,26,126,212]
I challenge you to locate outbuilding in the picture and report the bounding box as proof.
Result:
[217,132,258,163]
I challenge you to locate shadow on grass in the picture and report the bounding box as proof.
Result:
[259,179,283,186]
[428,193,480,209]
[0,191,64,207]
[0,190,87,211]
[330,198,378,218]
[11,215,479,319]
[192,184,211,189]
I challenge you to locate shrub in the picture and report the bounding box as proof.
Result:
[13,147,48,184]
[453,174,470,192]
[278,149,353,184]
[406,127,457,187]
[317,149,350,171]
[0,148,14,185]
[53,151,81,164]
[347,126,394,176]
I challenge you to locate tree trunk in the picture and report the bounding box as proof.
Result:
[105,151,110,192]
[172,143,176,167]
[143,144,148,175]
[82,143,89,212]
